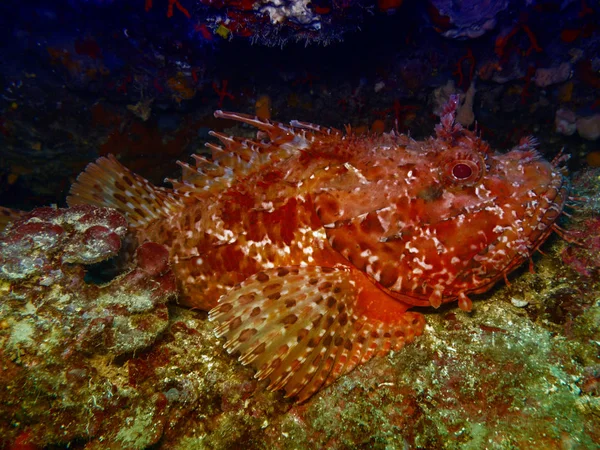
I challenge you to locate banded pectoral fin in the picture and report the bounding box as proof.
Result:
[208,265,425,403]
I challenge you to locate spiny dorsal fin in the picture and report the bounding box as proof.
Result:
[209,265,424,403]
[167,147,276,198]
[67,155,182,229]
[168,112,317,198]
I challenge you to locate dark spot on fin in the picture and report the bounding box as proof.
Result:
[209,265,425,403]
[67,155,181,229]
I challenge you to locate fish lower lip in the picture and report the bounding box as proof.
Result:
[466,186,569,289]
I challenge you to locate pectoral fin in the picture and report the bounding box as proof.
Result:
[209,265,424,402]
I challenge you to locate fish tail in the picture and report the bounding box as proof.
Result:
[67,155,181,229]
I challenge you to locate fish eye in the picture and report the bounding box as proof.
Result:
[439,148,485,187]
[452,163,473,179]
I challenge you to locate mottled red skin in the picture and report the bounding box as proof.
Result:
[127,114,568,320]
[68,104,568,321]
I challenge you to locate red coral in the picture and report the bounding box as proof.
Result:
[145,0,191,18]
[495,13,542,63]
[167,0,191,19]
[453,48,475,89]
[212,79,235,108]
[0,205,128,280]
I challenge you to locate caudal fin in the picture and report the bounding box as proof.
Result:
[67,155,182,229]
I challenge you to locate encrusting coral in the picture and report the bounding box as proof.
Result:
[0,205,177,446]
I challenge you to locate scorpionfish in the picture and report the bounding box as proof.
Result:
[67,96,569,402]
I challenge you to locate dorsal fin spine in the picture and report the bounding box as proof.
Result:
[208,130,236,146]
[192,154,211,166]
[214,110,278,133]
[176,160,197,174]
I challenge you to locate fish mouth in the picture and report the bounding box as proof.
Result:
[459,174,570,297]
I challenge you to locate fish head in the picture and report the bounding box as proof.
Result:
[314,120,568,310]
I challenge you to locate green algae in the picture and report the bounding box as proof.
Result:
[115,406,160,449]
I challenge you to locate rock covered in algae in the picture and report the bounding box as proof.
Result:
[0,205,177,447]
